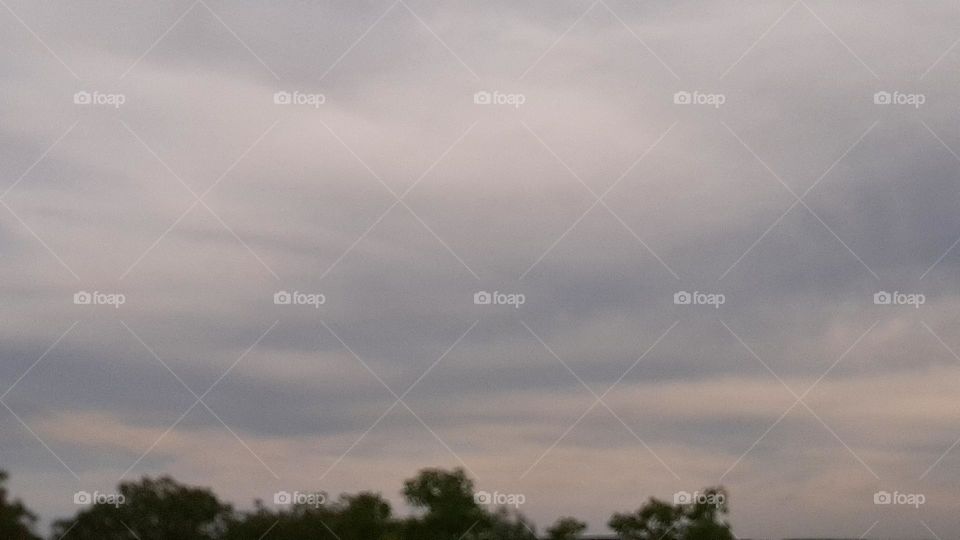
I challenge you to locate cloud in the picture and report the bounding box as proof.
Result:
[2,1,960,537]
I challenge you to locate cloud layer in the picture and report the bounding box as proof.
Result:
[2,1,960,537]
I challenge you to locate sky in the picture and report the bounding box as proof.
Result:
[2,0,960,537]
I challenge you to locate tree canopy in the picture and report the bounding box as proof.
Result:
[1,467,733,540]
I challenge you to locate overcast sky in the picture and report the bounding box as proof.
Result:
[2,1,960,537]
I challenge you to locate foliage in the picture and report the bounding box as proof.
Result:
[608,487,733,540]
[547,516,588,540]
[0,471,40,540]
[0,464,733,539]
[51,476,231,540]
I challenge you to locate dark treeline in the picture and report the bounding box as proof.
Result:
[0,467,734,540]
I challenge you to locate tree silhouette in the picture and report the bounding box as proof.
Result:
[52,476,232,540]
[0,464,734,539]
[609,487,732,540]
[0,471,40,540]
[400,467,488,539]
[547,516,587,540]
